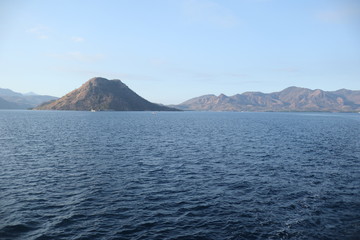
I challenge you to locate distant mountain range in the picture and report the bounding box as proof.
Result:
[2,81,360,112]
[0,88,57,109]
[34,77,178,111]
[175,87,360,112]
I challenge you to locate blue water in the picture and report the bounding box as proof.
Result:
[0,111,359,240]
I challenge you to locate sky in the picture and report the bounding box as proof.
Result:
[0,0,359,104]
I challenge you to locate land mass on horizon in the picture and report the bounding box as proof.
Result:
[34,77,178,111]
[0,88,57,109]
[1,78,360,112]
[174,87,360,112]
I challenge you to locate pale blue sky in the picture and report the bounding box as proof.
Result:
[1,0,359,104]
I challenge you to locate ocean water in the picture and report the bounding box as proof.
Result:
[0,110,359,240]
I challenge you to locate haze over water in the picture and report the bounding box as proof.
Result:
[1,111,359,239]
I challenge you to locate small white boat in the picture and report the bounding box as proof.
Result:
[91,109,97,112]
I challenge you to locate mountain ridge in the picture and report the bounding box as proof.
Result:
[175,87,360,112]
[0,88,57,109]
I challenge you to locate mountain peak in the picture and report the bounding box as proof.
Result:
[281,86,309,93]
[35,77,178,111]
[88,77,108,82]
[0,88,23,97]
[85,77,125,86]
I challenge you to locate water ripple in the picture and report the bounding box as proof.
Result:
[0,111,359,239]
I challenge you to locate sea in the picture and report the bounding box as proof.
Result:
[0,110,359,240]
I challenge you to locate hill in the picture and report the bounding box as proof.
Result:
[0,88,57,109]
[0,96,25,109]
[34,77,179,111]
[175,87,360,112]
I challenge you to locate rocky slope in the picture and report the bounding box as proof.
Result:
[34,77,179,111]
[176,87,360,112]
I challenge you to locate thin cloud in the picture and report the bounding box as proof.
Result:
[274,67,300,73]
[316,6,360,23]
[38,35,49,39]
[192,72,248,80]
[26,25,50,39]
[50,51,105,62]
[182,0,239,28]
[71,37,85,42]
[171,68,249,82]
[225,73,248,78]
[66,52,103,62]
[149,58,167,67]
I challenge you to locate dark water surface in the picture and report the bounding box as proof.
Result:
[0,111,359,240]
